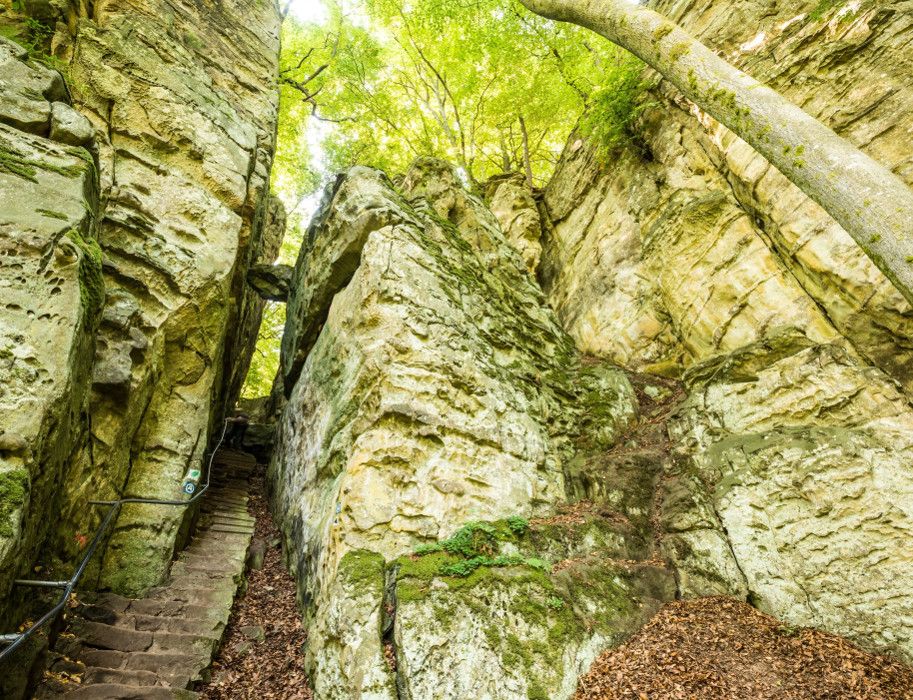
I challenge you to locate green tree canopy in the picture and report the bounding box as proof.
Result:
[275,0,647,190]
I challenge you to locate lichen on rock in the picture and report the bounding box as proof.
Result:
[269,158,653,698]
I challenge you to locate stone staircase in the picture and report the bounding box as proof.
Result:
[35,451,258,699]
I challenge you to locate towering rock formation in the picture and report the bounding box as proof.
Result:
[539,0,913,665]
[0,35,102,620]
[271,160,676,698]
[0,0,284,627]
[3,0,912,695]
[270,1,913,695]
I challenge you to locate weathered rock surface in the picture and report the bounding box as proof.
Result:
[668,331,913,663]
[44,0,284,595]
[270,160,669,698]
[543,0,913,390]
[485,173,543,276]
[247,262,293,302]
[537,0,913,667]
[0,45,102,633]
[0,35,66,135]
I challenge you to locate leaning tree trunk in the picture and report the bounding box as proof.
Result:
[518,0,913,306]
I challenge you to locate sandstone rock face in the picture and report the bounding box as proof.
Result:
[539,0,913,665]
[271,160,671,698]
[42,0,284,595]
[0,45,102,615]
[543,0,913,389]
[485,173,543,276]
[668,332,913,662]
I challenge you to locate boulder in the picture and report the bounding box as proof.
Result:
[247,263,293,302]
[271,160,655,698]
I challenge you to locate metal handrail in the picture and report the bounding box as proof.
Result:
[0,417,231,664]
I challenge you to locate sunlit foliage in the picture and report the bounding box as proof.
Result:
[241,302,286,399]
[276,0,648,187]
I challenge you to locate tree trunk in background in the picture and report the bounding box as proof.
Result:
[518,0,913,306]
[519,114,534,190]
[500,133,513,172]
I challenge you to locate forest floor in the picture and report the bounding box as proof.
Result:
[575,596,913,699]
[198,467,312,700]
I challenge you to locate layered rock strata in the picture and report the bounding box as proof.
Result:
[536,0,913,665]
[271,160,675,698]
[52,0,283,595]
[0,34,102,620]
[0,0,282,637]
[542,0,913,389]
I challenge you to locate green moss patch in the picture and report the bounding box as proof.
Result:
[0,470,29,538]
[339,549,386,590]
[65,229,105,313]
[810,0,842,21]
[0,142,87,184]
[397,518,548,596]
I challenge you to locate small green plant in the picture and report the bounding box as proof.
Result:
[578,50,655,159]
[506,515,528,537]
[24,17,52,46]
[545,596,565,610]
[440,521,498,558]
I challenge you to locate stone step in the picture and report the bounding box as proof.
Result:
[129,613,225,639]
[209,513,255,525]
[77,649,206,677]
[168,569,241,589]
[178,552,246,570]
[173,557,245,575]
[148,631,219,658]
[72,620,153,653]
[189,533,253,548]
[82,666,191,689]
[203,523,255,535]
[148,585,235,609]
[202,493,247,503]
[125,598,226,622]
[52,682,198,699]
[75,607,225,640]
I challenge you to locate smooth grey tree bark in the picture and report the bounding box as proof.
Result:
[518,0,913,305]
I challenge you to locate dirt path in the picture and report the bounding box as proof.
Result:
[199,467,311,700]
[575,596,913,700]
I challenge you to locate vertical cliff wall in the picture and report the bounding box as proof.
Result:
[539,0,913,664]
[542,0,913,390]
[60,0,282,595]
[0,0,283,615]
[271,160,679,699]
[0,34,102,619]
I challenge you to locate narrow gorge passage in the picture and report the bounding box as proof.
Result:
[199,462,311,700]
[3,0,913,697]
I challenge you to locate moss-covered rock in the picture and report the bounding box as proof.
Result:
[392,517,675,699]
[270,161,643,698]
[0,117,102,623]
